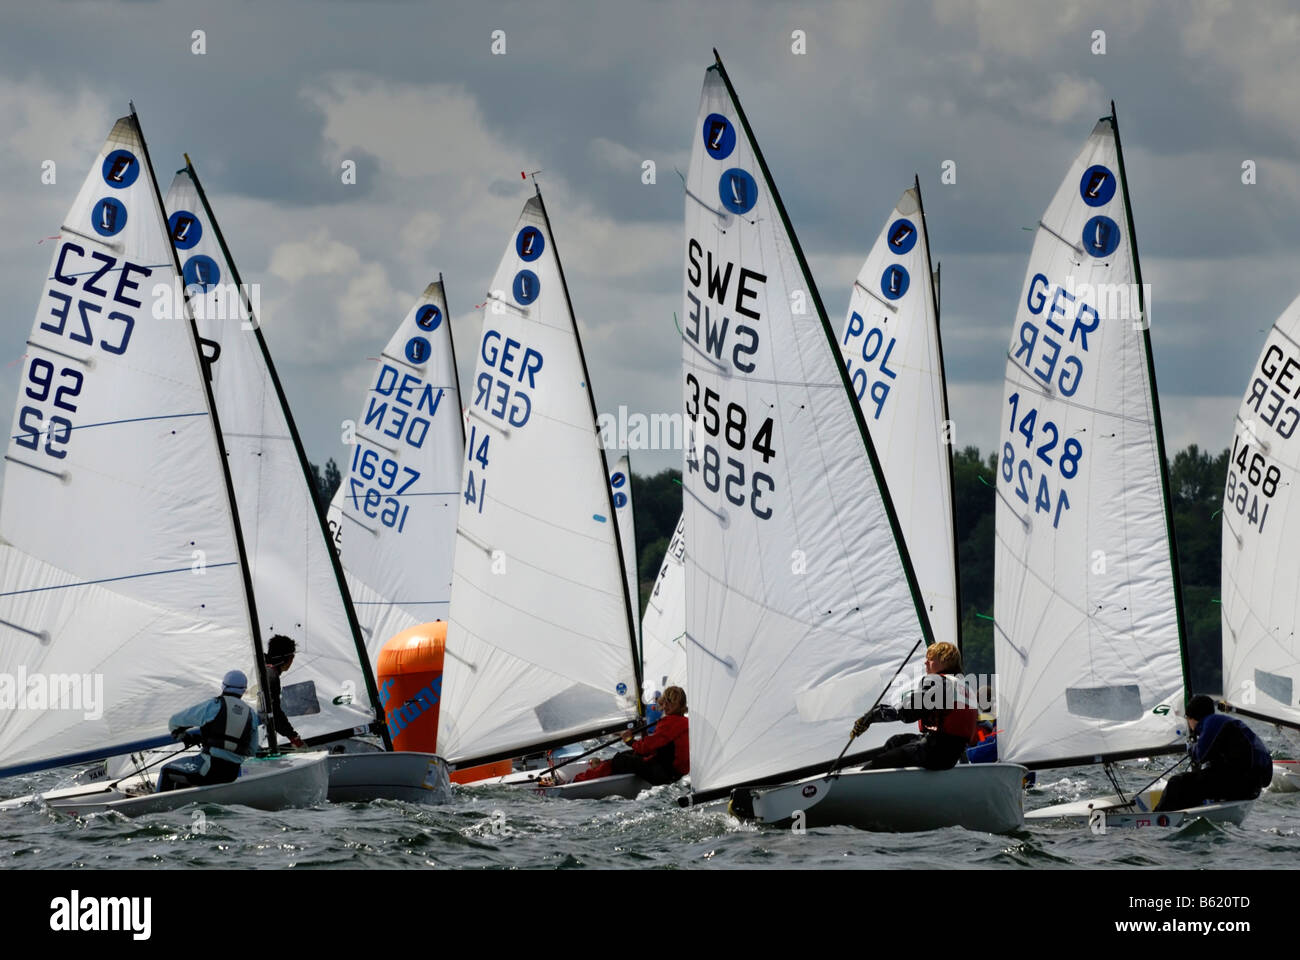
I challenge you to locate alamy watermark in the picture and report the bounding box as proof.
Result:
[0,668,103,720]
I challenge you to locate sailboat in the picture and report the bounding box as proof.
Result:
[161,159,450,804]
[641,512,686,700]
[0,110,327,816]
[437,188,645,799]
[675,53,1024,833]
[837,178,960,654]
[1219,292,1300,793]
[995,106,1247,828]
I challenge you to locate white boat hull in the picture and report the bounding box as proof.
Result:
[2,752,329,817]
[1270,761,1300,792]
[326,750,451,804]
[743,763,1027,834]
[1026,781,1253,828]
[527,773,649,800]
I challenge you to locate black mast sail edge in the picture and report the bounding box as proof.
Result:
[131,108,277,754]
[1110,102,1192,704]
[182,156,392,749]
[679,53,938,804]
[914,174,963,657]
[534,186,646,713]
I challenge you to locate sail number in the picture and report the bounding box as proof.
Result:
[685,373,775,519]
[1002,392,1080,529]
[463,424,490,515]
[1224,432,1279,533]
[841,311,899,420]
[15,357,83,459]
[348,442,418,532]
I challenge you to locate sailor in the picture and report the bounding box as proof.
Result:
[849,642,978,771]
[1154,695,1273,811]
[571,686,690,785]
[265,635,306,749]
[157,670,260,792]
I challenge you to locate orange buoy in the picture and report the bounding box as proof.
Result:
[377,622,447,753]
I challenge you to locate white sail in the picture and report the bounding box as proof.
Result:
[0,115,256,773]
[326,282,464,660]
[641,512,686,698]
[994,115,1185,766]
[163,168,374,741]
[439,194,640,764]
[1220,293,1300,728]
[683,62,933,795]
[609,453,639,638]
[837,185,958,650]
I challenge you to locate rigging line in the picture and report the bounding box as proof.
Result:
[1005,363,1148,427]
[0,561,239,599]
[8,411,208,445]
[56,225,124,251]
[47,262,171,279]
[1037,220,1085,256]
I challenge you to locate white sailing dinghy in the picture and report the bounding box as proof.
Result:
[0,110,327,816]
[641,512,686,699]
[837,177,960,653]
[162,160,450,804]
[674,53,1024,834]
[994,106,1247,829]
[438,189,647,800]
[1219,292,1300,794]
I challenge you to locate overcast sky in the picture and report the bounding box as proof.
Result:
[2,0,1297,479]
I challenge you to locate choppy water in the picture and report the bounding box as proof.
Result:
[4,729,1299,870]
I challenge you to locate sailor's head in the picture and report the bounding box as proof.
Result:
[659,686,687,716]
[221,669,248,696]
[267,635,297,670]
[1185,694,1216,730]
[924,642,961,675]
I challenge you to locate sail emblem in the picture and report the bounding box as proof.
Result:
[101,149,140,189]
[719,168,758,215]
[887,218,917,255]
[404,336,431,365]
[516,226,545,262]
[880,264,910,301]
[167,210,202,250]
[610,471,626,488]
[1081,215,1121,258]
[90,197,127,237]
[702,113,736,160]
[182,254,221,292]
[1079,165,1116,207]
[512,269,540,305]
[415,304,442,331]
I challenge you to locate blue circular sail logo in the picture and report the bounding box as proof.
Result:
[182,254,221,291]
[887,218,918,255]
[516,226,545,262]
[415,304,442,331]
[703,113,736,160]
[168,211,202,250]
[513,269,540,305]
[102,150,140,189]
[405,336,431,364]
[610,471,626,488]
[91,198,128,237]
[616,682,628,696]
[1079,165,1117,207]
[1082,215,1121,257]
[880,264,910,300]
[613,491,628,508]
[719,168,758,215]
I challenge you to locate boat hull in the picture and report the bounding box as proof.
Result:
[1270,761,1300,792]
[743,763,1026,834]
[326,750,451,804]
[4,752,329,817]
[1026,782,1253,828]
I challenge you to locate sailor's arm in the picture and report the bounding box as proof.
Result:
[168,699,218,736]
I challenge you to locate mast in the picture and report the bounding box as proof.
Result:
[533,185,645,712]
[1111,101,1191,701]
[182,156,391,749]
[441,271,468,451]
[914,173,963,655]
[133,108,277,753]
